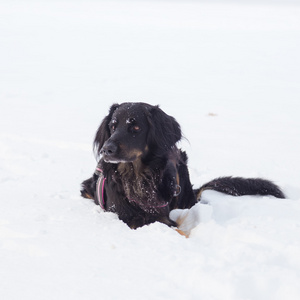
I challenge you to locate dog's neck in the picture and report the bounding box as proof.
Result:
[117,158,144,177]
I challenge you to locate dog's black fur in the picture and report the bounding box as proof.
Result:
[81,102,285,229]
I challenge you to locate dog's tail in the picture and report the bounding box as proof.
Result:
[194,176,285,201]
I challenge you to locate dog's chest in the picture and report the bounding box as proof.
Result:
[116,164,165,212]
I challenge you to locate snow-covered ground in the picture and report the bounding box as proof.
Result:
[1,0,300,299]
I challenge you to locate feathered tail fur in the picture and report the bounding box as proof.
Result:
[195,176,285,201]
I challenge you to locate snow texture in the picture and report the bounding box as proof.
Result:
[1,0,300,299]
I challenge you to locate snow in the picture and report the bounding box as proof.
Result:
[1,0,300,299]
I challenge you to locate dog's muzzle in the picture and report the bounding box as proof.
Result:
[100,140,117,157]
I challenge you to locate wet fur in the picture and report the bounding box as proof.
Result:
[81,102,285,229]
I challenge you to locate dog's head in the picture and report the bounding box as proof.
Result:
[94,102,181,163]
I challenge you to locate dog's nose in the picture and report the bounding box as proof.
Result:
[100,141,117,156]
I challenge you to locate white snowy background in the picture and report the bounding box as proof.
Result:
[1,0,300,299]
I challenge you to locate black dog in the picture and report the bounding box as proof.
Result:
[81,102,285,229]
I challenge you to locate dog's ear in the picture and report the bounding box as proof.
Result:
[93,103,119,157]
[147,105,182,153]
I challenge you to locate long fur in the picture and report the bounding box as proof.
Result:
[81,102,285,229]
[195,176,285,200]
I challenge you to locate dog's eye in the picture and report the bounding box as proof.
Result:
[133,125,140,132]
[110,119,117,132]
[110,123,117,132]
